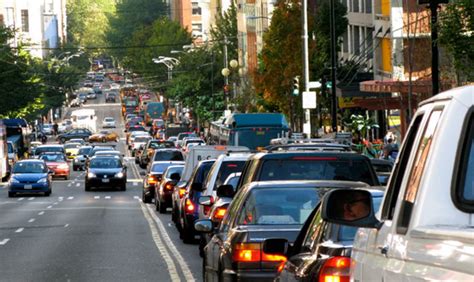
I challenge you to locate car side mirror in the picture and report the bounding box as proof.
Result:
[216,184,235,198]
[170,172,181,181]
[263,238,289,256]
[190,182,202,192]
[194,219,213,233]
[198,196,213,206]
[321,189,382,229]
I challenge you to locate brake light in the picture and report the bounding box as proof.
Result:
[233,243,261,262]
[211,206,227,221]
[148,176,157,184]
[292,157,338,161]
[185,199,195,213]
[165,183,174,190]
[319,257,351,282]
[226,163,238,168]
[178,188,186,198]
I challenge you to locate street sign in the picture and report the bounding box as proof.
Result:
[302,91,317,109]
[308,81,322,89]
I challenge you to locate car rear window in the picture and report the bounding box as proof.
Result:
[213,161,246,190]
[237,187,319,225]
[372,163,393,173]
[165,166,184,177]
[259,158,376,185]
[195,161,215,184]
[40,154,66,162]
[35,146,65,155]
[153,151,184,161]
[78,147,92,155]
[151,163,177,173]
[150,141,175,149]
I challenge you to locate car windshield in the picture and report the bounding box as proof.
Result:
[78,147,92,155]
[104,118,114,122]
[135,137,151,143]
[129,126,146,132]
[151,163,178,173]
[64,143,80,149]
[149,141,175,149]
[40,154,66,162]
[90,148,114,156]
[259,159,376,185]
[13,162,46,174]
[89,158,121,168]
[153,151,184,161]
[237,187,319,225]
[35,147,64,155]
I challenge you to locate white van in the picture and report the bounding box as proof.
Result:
[71,109,97,133]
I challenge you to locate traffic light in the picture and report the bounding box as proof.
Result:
[292,76,300,96]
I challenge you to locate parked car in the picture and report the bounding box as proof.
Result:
[85,156,127,191]
[57,128,93,143]
[39,152,70,180]
[142,161,185,204]
[89,130,119,143]
[102,117,116,128]
[196,181,341,281]
[8,160,52,197]
[155,164,184,213]
[265,188,384,282]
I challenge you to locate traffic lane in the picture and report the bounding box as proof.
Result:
[0,188,171,281]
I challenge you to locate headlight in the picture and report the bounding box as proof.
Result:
[115,172,124,178]
[37,178,48,183]
[10,178,19,183]
[87,172,96,178]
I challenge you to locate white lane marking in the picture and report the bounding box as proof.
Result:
[67,183,72,187]
[105,196,111,200]
[28,218,35,223]
[18,198,24,201]
[127,179,143,182]
[15,228,24,233]
[133,182,138,186]
[68,196,74,200]
[53,202,58,205]
[0,239,10,246]
[145,204,195,281]
[94,196,100,199]
[64,224,69,228]
[38,211,45,215]
[133,196,139,200]
[58,197,64,201]
[47,205,52,209]
[75,183,80,187]
[28,197,35,201]
[139,203,181,281]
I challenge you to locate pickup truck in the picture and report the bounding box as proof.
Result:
[321,85,474,280]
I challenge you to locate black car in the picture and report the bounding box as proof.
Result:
[57,128,93,144]
[235,151,380,191]
[265,188,384,282]
[142,161,185,204]
[85,156,127,191]
[155,164,184,213]
[196,181,363,281]
[172,159,215,243]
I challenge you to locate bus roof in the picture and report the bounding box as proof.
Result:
[223,113,289,128]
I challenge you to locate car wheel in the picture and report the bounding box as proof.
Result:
[45,191,51,196]
[64,175,69,180]
[142,191,152,203]
[60,137,66,143]
[85,184,91,191]
[182,225,194,244]
[171,204,177,223]
[8,191,15,198]
[158,199,167,214]
[120,183,126,191]
[135,158,139,164]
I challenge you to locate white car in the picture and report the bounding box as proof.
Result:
[86,92,97,99]
[102,117,116,128]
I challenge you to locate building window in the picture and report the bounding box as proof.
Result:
[353,26,360,55]
[342,31,349,53]
[366,28,374,59]
[21,9,29,32]
[192,2,201,15]
[366,0,372,13]
[5,8,14,27]
[192,23,202,37]
[353,0,360,13]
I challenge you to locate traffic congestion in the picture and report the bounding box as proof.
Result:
[0,69,472,281]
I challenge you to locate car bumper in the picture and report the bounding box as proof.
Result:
[9,182,50,193]
[223,269,277,282]
[86,178,126,188]
[51,169,69,177]
[143,185,155,197]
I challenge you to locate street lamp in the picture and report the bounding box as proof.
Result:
[221,58,239,112]
[152,56,180,80]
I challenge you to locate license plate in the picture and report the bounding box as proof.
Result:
[24,184,32,189]
[102,179,110,183]
[256,131,265,135]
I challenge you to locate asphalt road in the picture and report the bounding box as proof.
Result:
[0,93,202,282]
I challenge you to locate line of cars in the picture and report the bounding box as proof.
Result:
[135,132,397,281]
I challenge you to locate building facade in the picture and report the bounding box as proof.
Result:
[0,0,67,58]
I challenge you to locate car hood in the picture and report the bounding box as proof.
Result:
[231,225,302,243]
[12,173,48,181]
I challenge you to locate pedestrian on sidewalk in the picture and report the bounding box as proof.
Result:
[53,122,59,136]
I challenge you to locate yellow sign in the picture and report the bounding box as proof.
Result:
[338,97,357,108]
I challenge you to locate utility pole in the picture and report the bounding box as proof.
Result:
[430,1,439,95]
[223,36,229,110]
[330,0,338,132]
[302,0,311,137]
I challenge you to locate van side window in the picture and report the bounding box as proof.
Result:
[381,114,424,220]
[453,111,474,212]
[397,109,443,234]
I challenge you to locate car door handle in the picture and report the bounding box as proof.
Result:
[378,245,389,256]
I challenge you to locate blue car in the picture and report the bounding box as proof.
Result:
[8,160,52,197]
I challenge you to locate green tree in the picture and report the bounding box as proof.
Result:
[438,0,474,82]
[210,1,238,63]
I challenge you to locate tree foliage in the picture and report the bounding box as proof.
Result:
[210,1,238,63]
[438,0,474,81]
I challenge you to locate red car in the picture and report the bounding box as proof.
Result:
[39,153,70,180]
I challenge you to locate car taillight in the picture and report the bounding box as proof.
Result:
[185,199,194,214]
[319,257,351,282]
[178,188,186,198]
[211,206,227,222]
[148,176,157,184]
[165,182,174,190]
[232,243,287,264]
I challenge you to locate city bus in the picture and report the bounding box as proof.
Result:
[209,113,290,150]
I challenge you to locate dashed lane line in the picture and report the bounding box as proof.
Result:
[105,196,111,200]
[18,198,24,201]
[0,239,10,246]
[38,211,45,215]
[75,183,80,187]
[47,205,52,209]
[67,197,74,200]
[94,196,100,199]
[28,218,35,223]
[139,202,180,281]
[15,228,24,233]
[28,197,35,201]
[145,204,195,281]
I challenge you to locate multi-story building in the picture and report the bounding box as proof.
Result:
[172,0,211,42]
[0,0,67,59]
